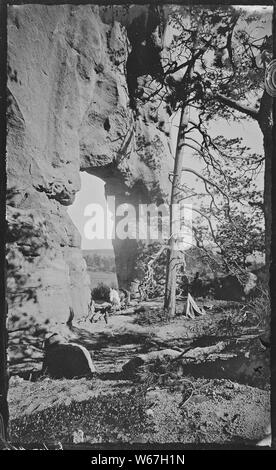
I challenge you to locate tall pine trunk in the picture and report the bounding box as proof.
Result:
[164,104,189,318]
[258,90,273,284]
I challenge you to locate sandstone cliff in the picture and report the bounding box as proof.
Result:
[7,4,172,330]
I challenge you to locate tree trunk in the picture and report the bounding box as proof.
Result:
[164,104,189,317]
[216,88,273,285]
[257,90,273,285]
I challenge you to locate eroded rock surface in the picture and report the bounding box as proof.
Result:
[7,4,172,331]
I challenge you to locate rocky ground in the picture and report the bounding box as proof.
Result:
[8,299,271,447]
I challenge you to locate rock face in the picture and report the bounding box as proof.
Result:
[7,4,172,325]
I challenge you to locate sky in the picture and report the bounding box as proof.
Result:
[67,173,114,250]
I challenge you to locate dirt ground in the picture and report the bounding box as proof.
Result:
[7,299,271,447]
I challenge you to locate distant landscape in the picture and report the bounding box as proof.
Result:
[82,247,265,291]
[82,249,118,289]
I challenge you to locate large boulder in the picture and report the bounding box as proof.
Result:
[42,333,96,379]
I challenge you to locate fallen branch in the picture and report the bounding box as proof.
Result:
[122,341,228,374]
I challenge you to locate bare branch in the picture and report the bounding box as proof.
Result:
[181,167,230,203]
[192,207,217,243]
[213,93,259,119]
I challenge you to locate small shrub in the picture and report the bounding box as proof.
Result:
[92,283,110,302]
[247,290,270,332]
[134,308,167,326]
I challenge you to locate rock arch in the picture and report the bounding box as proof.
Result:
[7,4,172,324]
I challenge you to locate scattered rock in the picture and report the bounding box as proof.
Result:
[145,409,154,418]
[73,429,84,444]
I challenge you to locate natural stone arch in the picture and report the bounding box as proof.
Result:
[82,166,152,290]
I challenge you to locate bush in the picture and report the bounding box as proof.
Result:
[134,308,167,326]
[247,290,270,333]
[92,283,110,302]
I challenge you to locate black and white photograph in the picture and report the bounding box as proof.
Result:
[0,0,275,450]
